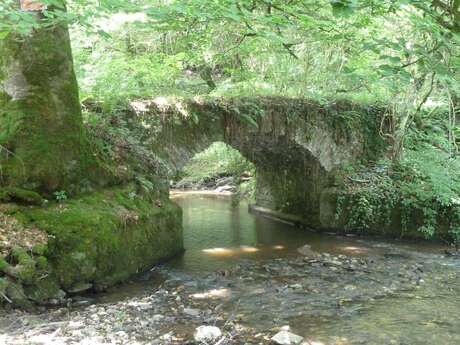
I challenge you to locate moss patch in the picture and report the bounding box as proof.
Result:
[0,187,43,205]
[0,184,182,306]
[16,184,183,291]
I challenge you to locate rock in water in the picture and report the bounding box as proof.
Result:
[215,185,234,193]
[297,244,319,258]
[194,326,222,343]
[271,330,304,345]
[184,308,201,317]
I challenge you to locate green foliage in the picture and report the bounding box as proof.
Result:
[177,142,254,186]
[77,49,186,112]
[63,0,460,146]
[4,0,460,242]
[337,161,398,231]
[395,147,460,239]
[337,114,460,242]
[234,177,256,202]
[53,190,68,203]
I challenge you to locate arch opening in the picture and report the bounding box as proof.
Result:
[172,141,256,196]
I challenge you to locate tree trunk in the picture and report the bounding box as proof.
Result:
[0,15,84,194]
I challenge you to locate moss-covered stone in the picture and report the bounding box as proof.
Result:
[8,247,37,284]
[124,96,387,231]
[32,244,47,256]
[5,281,30,308]
[35,256,48,270]
[0,16,185,308]
[319,187,440,239]
[0,187,44,205]
[23,276,61,304]
[16,184,183,292]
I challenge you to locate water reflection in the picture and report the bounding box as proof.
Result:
[169,193,392,272]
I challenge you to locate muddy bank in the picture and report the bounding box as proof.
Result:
[2,246,458,345]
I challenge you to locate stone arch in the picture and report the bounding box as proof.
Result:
[128,96,385,228]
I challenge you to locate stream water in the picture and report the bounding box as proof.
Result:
[2,193,460,344]
[168,193,443,272]
[168,194,460,344]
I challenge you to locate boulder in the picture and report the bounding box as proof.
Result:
[215,176,234,187]
[215,185,235,193]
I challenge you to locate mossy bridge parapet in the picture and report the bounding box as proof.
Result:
[127,96,387,229]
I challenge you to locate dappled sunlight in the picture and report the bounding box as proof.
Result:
[174,101,191,118]
[273,245,285,250]
[152,96,169,109]
[130,97,191,118]
[190,288,231,300]
[202,245,262,256]
[239,245,259,253]
[130,100,151,113]
[341,246,370,254]
[202,247,235,256]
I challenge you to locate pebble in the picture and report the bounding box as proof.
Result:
[152,314,165,322]
[194,325,222,343]
[184,307,200,317]
[271,330,304,345]
[0,249,438,345]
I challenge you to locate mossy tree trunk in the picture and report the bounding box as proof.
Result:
[0,9,84,195]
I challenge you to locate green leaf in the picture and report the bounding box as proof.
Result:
[0,31,10,40]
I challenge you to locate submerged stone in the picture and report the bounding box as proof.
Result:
[297,244,319,258]
[271,330,304,345]
[184,307,201,317]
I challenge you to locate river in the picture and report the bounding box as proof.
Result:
[1,193,460,345]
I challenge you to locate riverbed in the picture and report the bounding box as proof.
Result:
[1,194,460,344]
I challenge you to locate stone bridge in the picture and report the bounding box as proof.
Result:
[128,96,386,229]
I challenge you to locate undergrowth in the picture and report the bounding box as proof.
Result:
[336,114,460,243]
[175,142,254,189]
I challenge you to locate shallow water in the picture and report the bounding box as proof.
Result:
[167,194,460,344]
[168,193,443,272]
[7,193,458,345]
